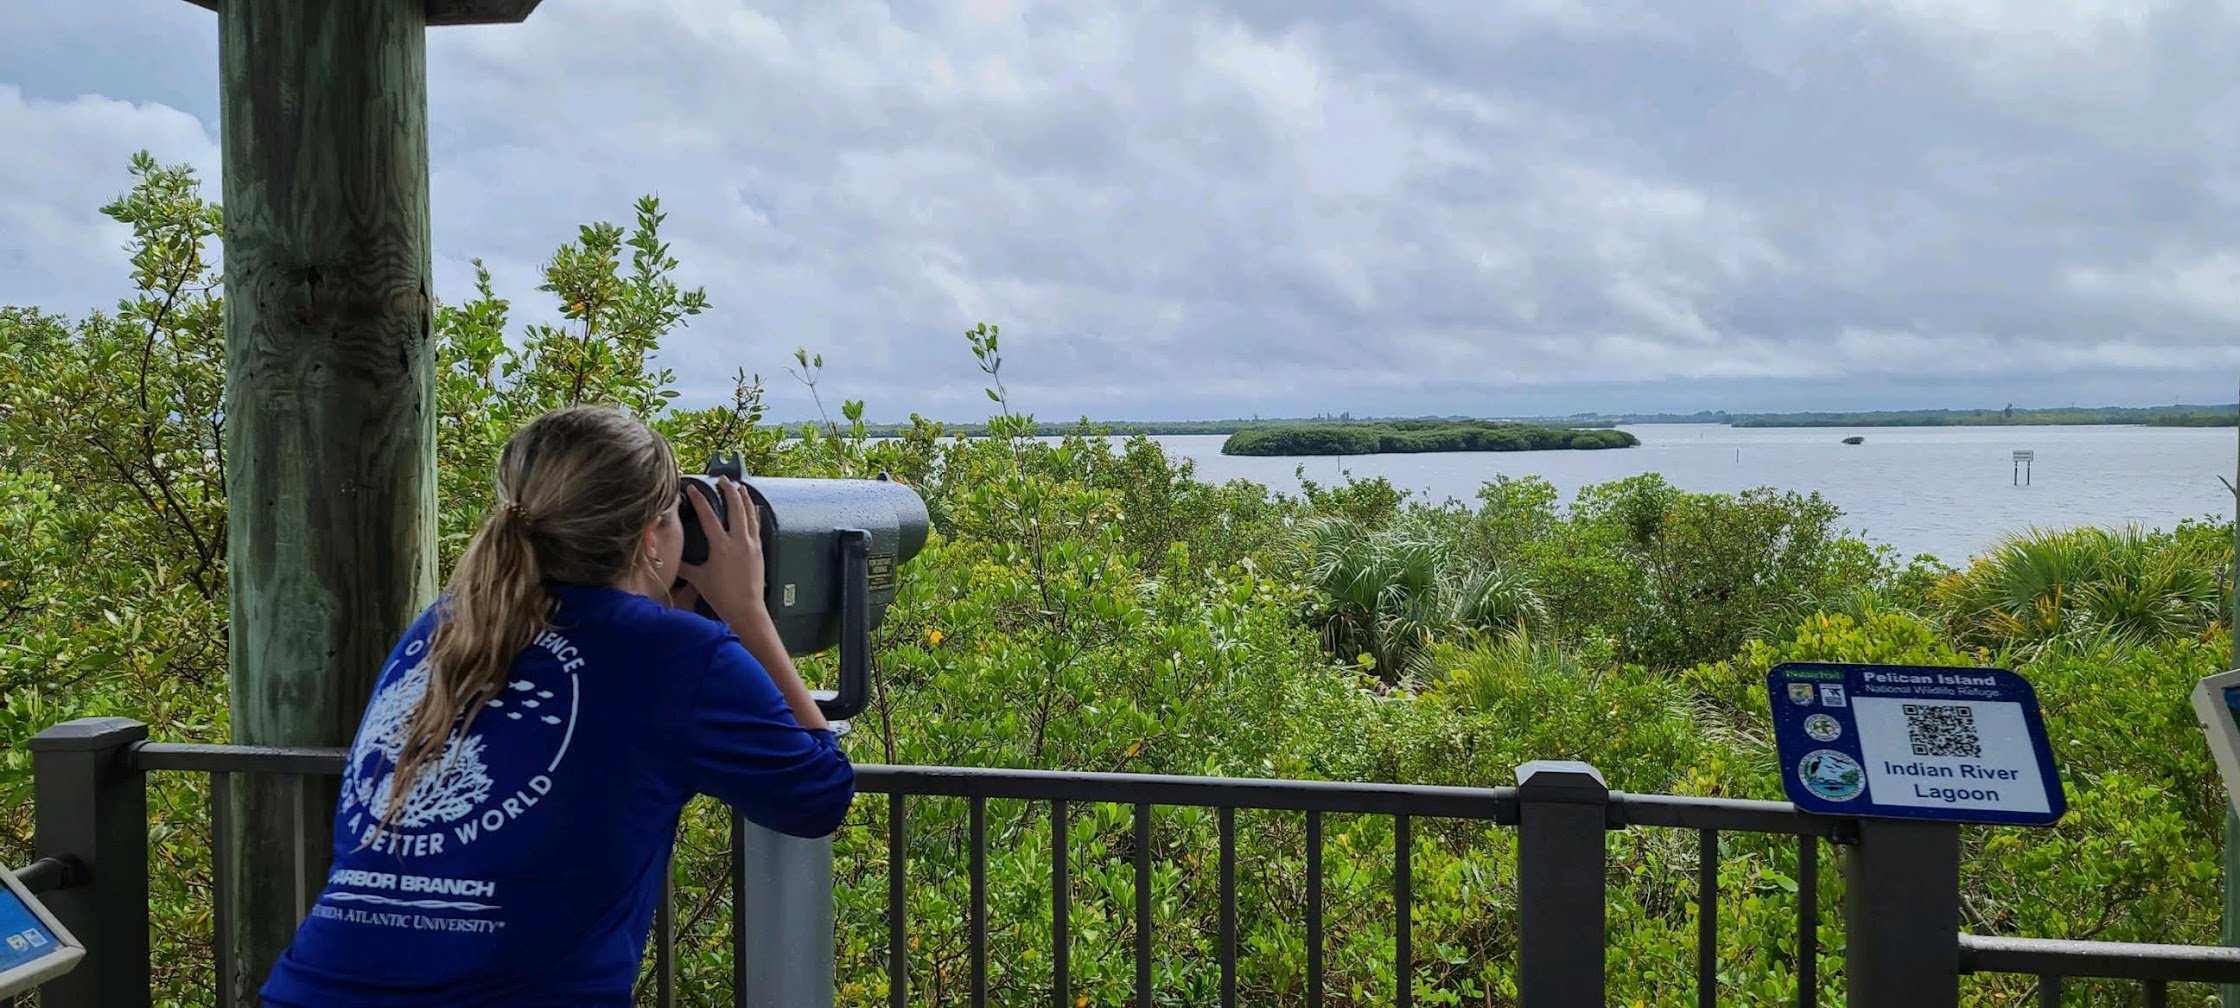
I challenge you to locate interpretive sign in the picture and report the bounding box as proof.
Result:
[1767,662,2065,825]
[2188,669,2240,817]
[0,862,82,996]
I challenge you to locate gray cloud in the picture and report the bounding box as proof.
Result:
[5,0,2239,422]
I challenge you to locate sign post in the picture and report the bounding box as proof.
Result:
[2222,401,2238,1008]
[2189,661,2240,1006]
[1768,663,2065,825]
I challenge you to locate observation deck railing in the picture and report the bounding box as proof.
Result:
[23,717,2240,1006]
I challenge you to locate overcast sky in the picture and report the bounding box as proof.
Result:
[6,1,2240,422]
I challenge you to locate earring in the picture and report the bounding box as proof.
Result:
[648,551,663,572]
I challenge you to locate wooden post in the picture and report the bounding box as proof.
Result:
[174,0,537,994]
[215,0,437,998]
[172,0,537,999]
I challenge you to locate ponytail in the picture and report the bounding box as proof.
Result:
[371,405,677,840]
[379,504,548,834]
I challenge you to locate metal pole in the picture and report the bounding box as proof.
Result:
[2226,805,2240,1008]
[735,820,837,1008]
[2224,391,2239,1008]
[1514,760,1608,1007]
[1844,820,1961,1008]
[30,717,151,1008]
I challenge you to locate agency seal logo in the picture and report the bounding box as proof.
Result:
[1803,713,1842,742]
[1797,749,1864,802]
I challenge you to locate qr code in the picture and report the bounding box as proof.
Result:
[1903,703,1982,758]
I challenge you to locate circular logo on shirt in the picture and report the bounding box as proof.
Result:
[338,632,582,853]
[1803,714,1843,742]
[1797,749,1864,802]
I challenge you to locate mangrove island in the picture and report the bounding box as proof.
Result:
[1221,419,1640,456]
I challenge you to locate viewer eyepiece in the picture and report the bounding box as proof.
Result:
[673,457,931,721]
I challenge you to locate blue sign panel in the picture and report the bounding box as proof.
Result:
[0,887,61,973]
[1767,662,2065,825]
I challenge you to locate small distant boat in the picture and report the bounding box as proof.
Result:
[1842,436,1865,445]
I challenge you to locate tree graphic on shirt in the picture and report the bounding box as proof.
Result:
[343,658,495,828]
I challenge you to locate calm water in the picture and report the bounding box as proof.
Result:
[1132,425,2236,564]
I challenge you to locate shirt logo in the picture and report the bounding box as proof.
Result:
[339,631,584,858]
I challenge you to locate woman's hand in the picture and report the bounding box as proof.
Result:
[677,477,767,625]
[675,477,831,731]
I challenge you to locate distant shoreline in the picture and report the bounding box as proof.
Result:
[1727,406,2237,428]
[855,403,2236,438]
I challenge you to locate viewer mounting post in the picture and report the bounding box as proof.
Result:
[175,0,544,1002]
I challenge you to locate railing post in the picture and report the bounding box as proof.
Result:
[1844,819,1961,1008]
[1515,760,1608,1007]
[734,818,836,1008]
[30,717,150,1008]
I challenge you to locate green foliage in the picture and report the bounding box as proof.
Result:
[1222,420,1638,457]
[1295,515,1543,681]
[1294,472,1409,529]
[1933,526,2230,650]
[2151,412,2240,427]
[1353,474,1899,673]
[0,154,235,1006]
[6,156,2240,1006]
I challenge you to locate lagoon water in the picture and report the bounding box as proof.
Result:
[1132,425,2236,564]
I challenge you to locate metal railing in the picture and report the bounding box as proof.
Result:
[25,716,2240,1007]
[1959,935,2240,1007]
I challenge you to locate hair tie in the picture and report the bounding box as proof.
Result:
[504,501,534,524]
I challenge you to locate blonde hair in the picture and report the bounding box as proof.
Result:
[379,405,677,833]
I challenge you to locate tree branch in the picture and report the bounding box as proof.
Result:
[132,272,189,415]
[82,434,217,600]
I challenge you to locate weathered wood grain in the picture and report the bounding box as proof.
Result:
[217,0,436,1000]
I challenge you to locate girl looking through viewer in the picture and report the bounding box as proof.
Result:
[261,405,855,1007]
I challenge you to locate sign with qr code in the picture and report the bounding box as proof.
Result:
[1767,662,2065,825]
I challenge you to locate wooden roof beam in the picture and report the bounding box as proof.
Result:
[177,0,544,25]
[426,0,543,26]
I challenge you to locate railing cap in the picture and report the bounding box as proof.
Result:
[30,717,148,753]
[1514,759,1608,800]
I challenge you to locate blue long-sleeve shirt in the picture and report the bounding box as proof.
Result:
[262,584,854,1007]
